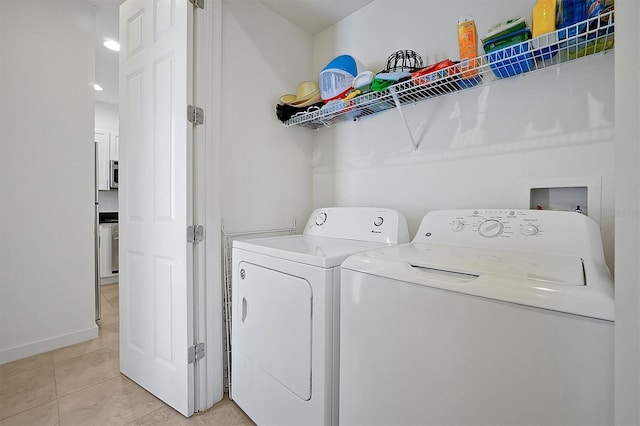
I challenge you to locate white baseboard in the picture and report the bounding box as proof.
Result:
[0,325,99,364]
[101,275,119,285]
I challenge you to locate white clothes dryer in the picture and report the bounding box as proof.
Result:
[231,207,409,426]
[340,209,614,426]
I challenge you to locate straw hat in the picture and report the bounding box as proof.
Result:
[279,81,321,107]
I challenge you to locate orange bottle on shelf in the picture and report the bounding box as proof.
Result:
[532,0,557,37]
[458,16,478,79]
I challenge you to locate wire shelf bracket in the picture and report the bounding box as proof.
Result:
[389,86,429,151]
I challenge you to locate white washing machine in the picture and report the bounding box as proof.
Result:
[231,207,409,426]
[340,209,614,426]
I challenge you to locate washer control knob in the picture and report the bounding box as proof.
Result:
[478,219,504,238]
[373,216,384,227]
[315,212,327,226]
[451,220,465,232]
[520,224,539,236]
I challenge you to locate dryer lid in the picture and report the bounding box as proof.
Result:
[233,235,389,268]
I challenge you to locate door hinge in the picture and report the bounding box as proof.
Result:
[187,105,204,125]
[187,225,204,244]
[188,342,205,363]
[188,0,204,9]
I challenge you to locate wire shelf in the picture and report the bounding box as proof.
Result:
[283,10,614,130]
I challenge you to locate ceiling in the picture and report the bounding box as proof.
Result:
[90,0,375,105]
[91,0,124,105]
[257,0,375,35]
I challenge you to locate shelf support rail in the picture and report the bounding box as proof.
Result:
[389,86,427,152]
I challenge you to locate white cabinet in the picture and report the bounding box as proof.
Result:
[99,224,112,277]
[95,129,119,190]
[110,132,119,162]
[99,223,118,280]
[94,129,110,191]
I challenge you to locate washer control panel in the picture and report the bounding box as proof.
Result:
[428,210,543,240]
[415,209,555,252]
[414,209,604,267]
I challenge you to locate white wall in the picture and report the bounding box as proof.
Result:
[95,100,119,131]
[311,0,615,269]
[0,0,98,363]
[98,190,119,212]
[220,0,314,233]
[614,1,640,423]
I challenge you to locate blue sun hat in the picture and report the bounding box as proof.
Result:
[319,55,363,102]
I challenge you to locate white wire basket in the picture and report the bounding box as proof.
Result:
[283,9,614,130]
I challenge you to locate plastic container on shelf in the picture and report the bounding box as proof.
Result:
[565,33,615,59]
[557,0,587,39]
[532,0,558,60]
[319,55,362,102]
[458,17,478,79]
[532,0,556,37]
[483,17,528,44]
[484,28,534,78]
[483,27,531,51]
[530,34,559,61]
[591,4,614,38]
[411,60,456,85]
[409,59,461,97]
[587,0,603,19]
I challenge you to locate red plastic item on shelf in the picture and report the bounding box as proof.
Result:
[410,59,457,85]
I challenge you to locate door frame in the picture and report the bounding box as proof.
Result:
[195,0,224,411]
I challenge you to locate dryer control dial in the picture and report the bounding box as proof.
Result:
[520,223,539,236]
[315,212,327,226]
[478,219,504,238]
[450,220,465,232]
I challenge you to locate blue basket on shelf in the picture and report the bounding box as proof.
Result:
[530,32,559,61]
[484,29,534,78]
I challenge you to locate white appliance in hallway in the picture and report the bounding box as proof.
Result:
[231,207,409,425]
[339,209,614,426]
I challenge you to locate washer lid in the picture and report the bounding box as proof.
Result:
[342,243,614,321]
[405,243,585,286]
[233,235,389,268]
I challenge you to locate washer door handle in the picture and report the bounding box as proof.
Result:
[242,297,247,322]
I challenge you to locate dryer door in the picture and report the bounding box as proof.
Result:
[236,261,312,400]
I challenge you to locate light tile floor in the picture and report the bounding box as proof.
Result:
[0,284,254,426]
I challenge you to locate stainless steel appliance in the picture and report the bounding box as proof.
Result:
[94,143,101,320]
[111,224,119,274]
[99,212,119,276]
[110,160,119,189]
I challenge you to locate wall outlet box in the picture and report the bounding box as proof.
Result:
[523,177,602,224]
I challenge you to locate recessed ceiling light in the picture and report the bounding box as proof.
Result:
[93,83,104,91]
[103,39,120,52]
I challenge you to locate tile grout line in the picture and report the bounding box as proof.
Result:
[54,354,62,425]
[54,351,123,400]
[0,398,58,423]
[52,347,64,425]
[54,287,121,422]
[0,354,62,423]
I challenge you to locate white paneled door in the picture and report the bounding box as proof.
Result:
[119,0,196,416]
